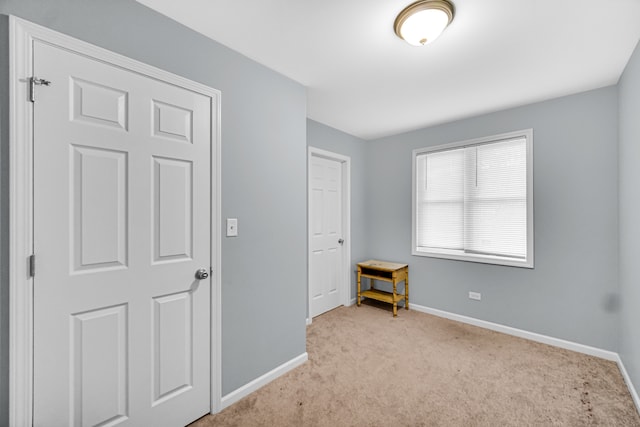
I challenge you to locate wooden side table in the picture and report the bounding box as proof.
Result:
[357,260,409,317]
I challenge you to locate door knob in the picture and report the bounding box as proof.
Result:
[195,268,209,280]
[338,238,344,245]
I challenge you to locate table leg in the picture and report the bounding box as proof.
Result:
[392,279,398,317]
[405,271,409,310]
[357,268,361,307]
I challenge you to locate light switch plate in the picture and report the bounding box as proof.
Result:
[226,218,238,237]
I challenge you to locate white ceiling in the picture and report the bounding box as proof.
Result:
[136,0,640,140]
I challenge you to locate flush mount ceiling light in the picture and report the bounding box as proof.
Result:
[394,0,455,46]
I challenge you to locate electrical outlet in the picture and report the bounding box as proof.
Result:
[468,291,481,301]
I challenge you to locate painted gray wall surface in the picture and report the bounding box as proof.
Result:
[619,39,640,400]
[307,119,368,301]
[366,87,620,351]
[0,0,307,415]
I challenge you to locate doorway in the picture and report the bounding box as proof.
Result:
[9,17,221,426]
[308,147,351,321]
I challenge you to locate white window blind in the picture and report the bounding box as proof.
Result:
[413,130,533,268]
[416,148,464,251]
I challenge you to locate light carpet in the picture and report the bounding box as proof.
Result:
[192,302,640,426]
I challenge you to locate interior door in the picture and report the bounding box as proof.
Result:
[32,39,212,426]
[309,155,343,318]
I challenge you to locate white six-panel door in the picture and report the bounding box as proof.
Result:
[32,39,213,426]
[309,156,343,318]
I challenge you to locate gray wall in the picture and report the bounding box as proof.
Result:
[366,87,620,351]
[619,39,640,400]
[0,0,307,421]
[307,119,368,301]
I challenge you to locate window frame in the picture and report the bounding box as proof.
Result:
[411,129,534,268]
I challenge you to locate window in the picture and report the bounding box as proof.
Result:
[412,129,533,268]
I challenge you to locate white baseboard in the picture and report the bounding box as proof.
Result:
[220,352,308,410]
[350,297,357,306]
[409,303,618,361]
[616,355,640,414]
[306,317,312,326]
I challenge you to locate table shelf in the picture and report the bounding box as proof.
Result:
[360,289,405,304]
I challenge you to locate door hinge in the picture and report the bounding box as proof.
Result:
[29,76,52,102]
[28,254,36,278]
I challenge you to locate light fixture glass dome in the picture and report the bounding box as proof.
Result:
[394,0,455,46]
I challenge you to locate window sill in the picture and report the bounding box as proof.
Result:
[412,248,533,269]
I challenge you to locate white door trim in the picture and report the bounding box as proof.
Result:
[8,16,222,425]
[307,147,351,323]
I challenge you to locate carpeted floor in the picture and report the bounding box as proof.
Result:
[192,302,640,426]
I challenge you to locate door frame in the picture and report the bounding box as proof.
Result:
[8,16,222,425]
[307,147,351,323]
